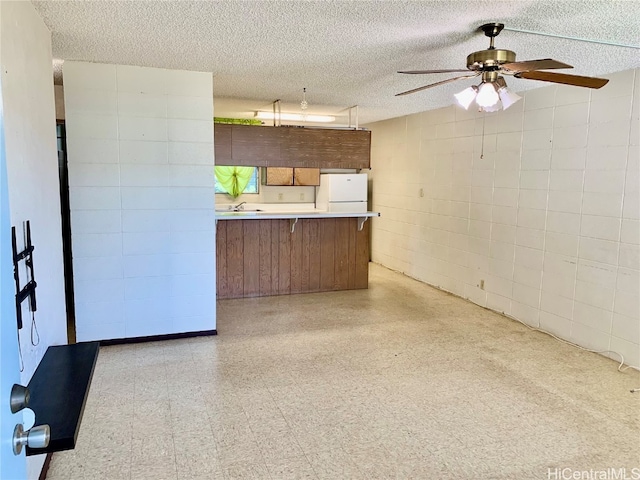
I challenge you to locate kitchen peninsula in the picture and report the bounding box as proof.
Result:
[215,210,378,299]
[214,124,377,299]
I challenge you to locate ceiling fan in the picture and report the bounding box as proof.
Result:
[396,23,609,111]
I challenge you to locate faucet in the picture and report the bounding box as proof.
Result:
[231,202,246,211]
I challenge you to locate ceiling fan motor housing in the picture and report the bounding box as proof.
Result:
[467,49,516,71]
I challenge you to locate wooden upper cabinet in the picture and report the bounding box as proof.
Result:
[214,124,232,165]
[231,124,282,164]
[282,128,339,168]
[265,167,294,185]
[293,168,320,186]
[264,167,319,186]
[214,124,371,169]
[283,128,371,169]
[337,130,371,169]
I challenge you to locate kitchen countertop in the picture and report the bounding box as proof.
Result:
[215,210,379,220]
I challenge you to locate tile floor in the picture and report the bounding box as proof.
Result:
[46,264,639,479]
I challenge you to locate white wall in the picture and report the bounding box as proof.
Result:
[64,62,216,341]
[1,2,67,478]
[369,69,640,368]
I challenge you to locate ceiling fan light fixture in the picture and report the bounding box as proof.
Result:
[481,102,502,113]
[454,85,478,110]
[475,82,500,108]
[497,86,522,110]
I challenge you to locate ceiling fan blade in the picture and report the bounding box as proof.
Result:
[516,70,609,89]
[502,58,573,73]
[395,73,480,97]
[398,69,471,74]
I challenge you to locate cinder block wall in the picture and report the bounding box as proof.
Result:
[64,62,216,341]
[369,69,639,367]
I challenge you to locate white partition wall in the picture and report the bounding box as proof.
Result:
[369,68,639,368]
[64,62,215,341]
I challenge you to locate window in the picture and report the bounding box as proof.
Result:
[214,167,259,195]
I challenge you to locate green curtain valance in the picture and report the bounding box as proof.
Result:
[214,166,254,198]
[213,117,262,125]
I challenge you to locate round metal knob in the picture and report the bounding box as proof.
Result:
[10,384,30,413]
[12,424,50,455]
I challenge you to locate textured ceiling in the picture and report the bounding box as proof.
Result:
[33,0,640,125]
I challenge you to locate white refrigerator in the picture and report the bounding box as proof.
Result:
[315,173,368,212]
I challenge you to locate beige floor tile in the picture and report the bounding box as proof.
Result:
[205,400,247,419]
[80,455,130,480]
[306,448,367,480]
[43,474,87,480]
[174,446,222,479]
[292,423,351,455]
[386,457,453,480]
[247,415,290,437]
[213,420,256,447]
[45,451,84,480]
[130,454,178,480]
[216,440,265,466]
[130,434,175,463]
[169,409,210,430]
[224,461,272,480]
[254,432,305,462]
[176,473,225,480]
[347,442,404,479]
[265,455,318,479]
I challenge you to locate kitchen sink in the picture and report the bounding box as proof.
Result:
[215,208,263,213]
[217,210,263,216]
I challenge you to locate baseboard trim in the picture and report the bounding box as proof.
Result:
[99,329,217,346]
[39,452,53,480]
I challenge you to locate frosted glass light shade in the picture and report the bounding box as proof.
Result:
[476,82,499,108]
[454,86,478,110]
[498,87,522,110]
[481,102,501,113]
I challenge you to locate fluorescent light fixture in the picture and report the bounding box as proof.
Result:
[475,82,499,108]
[454,86,478,110]
[255,111,335,122]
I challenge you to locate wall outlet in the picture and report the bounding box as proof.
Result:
[278,193,283,201]
[479,279,485,290]
[300,193,305,201]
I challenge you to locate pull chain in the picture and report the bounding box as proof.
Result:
[480,111,486,160]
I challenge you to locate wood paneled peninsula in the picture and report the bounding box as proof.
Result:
[215,212,378,299]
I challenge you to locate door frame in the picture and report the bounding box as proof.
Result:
[56,121,76,344]
[0,73,28,480]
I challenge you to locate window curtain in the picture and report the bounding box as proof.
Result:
[214,166,254,198]
[213,117,262,125]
